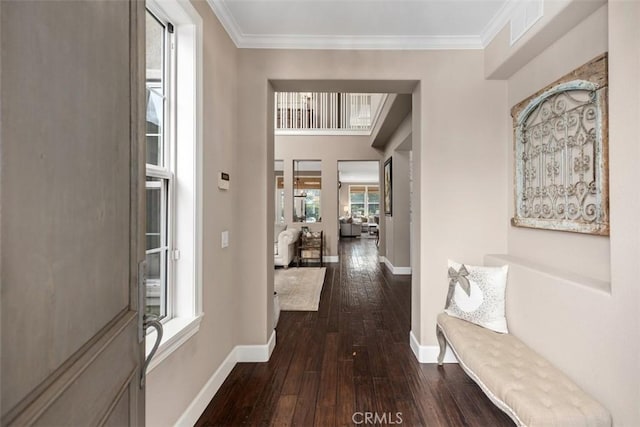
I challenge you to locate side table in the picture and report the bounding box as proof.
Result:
[297,230,323,267]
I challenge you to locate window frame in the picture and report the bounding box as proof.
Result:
[144,0,204,373]
[145,177,170,318]
[145,9,176,321]
[349,184,380,218]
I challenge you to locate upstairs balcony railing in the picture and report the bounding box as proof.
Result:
[275,92,385,133]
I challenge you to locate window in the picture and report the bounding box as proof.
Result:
[145,9,173,319]
[275,160,285,223]
[144,0,203,371]
[350,185,380,218]
[293,160,321,223]
[366,186,380,217]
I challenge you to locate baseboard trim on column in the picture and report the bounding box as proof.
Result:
[236,329,276,362]
[409,330,457,363]
[379,256,412,275]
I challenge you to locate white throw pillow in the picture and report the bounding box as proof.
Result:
[444,259,509,334]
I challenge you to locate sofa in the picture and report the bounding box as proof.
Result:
[274,226,300,268]
[339,221,362,237]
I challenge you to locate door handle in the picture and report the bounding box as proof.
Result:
[140,314,163,388]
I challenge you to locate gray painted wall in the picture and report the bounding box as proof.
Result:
[381,114,412,270]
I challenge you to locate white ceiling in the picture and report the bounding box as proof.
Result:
[207,0,517,49]
[339,161,379,183]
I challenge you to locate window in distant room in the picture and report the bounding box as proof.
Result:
[350,185,379,218]
[275,160,285,223]
[293,160,322,223]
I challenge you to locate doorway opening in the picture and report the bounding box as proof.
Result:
[338,161,381,243]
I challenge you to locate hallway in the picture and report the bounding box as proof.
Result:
[196,238,513,426]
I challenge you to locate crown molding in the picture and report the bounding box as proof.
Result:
[206,0,242,46]
[479,0,519,47]
[205,0,484,50]
[235,34,483,50]
[206,0,513,50]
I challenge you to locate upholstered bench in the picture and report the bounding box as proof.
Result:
[436,312,611,427]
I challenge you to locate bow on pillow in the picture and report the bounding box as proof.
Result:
[445,265,471,308]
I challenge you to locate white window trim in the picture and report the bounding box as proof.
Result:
[349,184,380,217]
[145,0,204,371]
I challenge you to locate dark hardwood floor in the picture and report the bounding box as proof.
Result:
[196,237,514,426]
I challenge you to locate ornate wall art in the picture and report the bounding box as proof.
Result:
[511,53,609,235]
[384,157,392,216]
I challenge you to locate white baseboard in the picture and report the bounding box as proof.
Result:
[380,256,412,275]
[323,255,339,263]
[175,330,277,426]
[174,348,237,426]
[236,330,277,362]
[409,330,457,364]
[393,266,412,275]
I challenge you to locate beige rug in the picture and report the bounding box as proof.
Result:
[274,267,326,311]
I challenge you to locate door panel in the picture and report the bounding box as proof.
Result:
[103,387,131,427]
[1,0,146,425]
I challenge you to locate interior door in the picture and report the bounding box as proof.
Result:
[1,0,148,425]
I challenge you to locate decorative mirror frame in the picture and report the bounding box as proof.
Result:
[511,53,609,235]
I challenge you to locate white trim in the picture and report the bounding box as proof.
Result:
[144,0,204,373]
[174,330,277,426]
[200,4,485,51]
[323,255,339,263]
[236,330,277,362]
[479,0,520,47]
[203,0,525,50]
[380,256,411,275]
[193,4,204,321]
[205,0,243,47]
[147,0,204,322]
[509,0,543,46]
[174,346,238,427]
[409,330,457,364]
[146,314,204,373]
[235,34,482,50]
[275,129,371,136]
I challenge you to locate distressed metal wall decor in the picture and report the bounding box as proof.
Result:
[511,54,609,235]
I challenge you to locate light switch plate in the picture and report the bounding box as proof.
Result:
[221,230,229,248]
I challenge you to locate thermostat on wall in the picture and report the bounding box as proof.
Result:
[218,172,230,190]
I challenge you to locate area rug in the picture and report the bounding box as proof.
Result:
[274,267,326,311]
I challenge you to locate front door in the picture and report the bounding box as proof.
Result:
[1,0,148,424]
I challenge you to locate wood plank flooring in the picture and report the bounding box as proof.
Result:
[196,237,514,426]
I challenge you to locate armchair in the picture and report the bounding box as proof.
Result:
[274,228,300,268]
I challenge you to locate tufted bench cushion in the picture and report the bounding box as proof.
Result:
[437,313,611,427]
